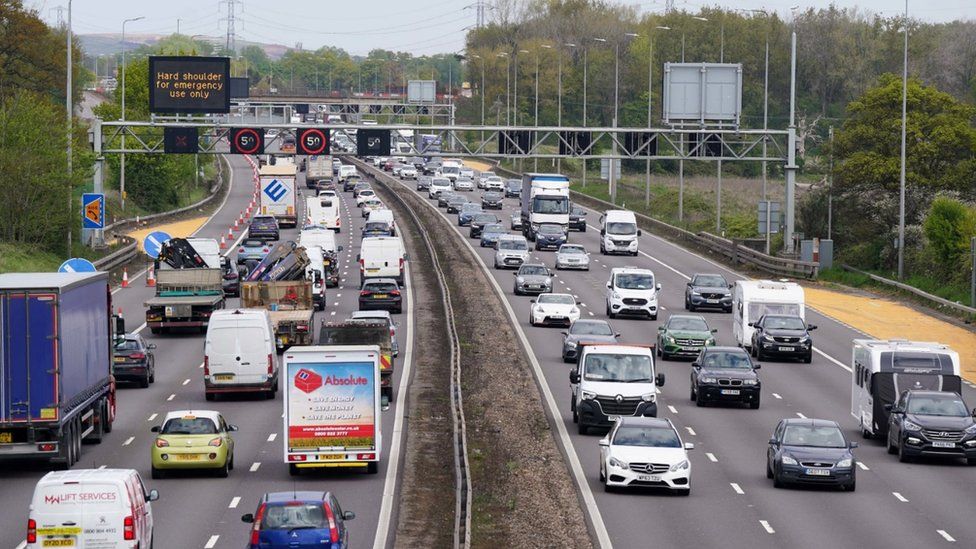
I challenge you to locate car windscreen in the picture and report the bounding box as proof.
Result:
[161,417,217,435]
[763,316,806,330]
[483,224,505,234]
[365,282,398,292]
[883,352,955,374]
[700,351,752,369]
[484,192,502,200]
[519,266,547,276]
[538,294,575,305]
[461,204,482,212]
[243,239,265,248]
[583,353,653,382]
[115,339,141,351]
[473,214,497,224]
[532,196,569,214]
[364,222,390,233]
[570,321,613,336]
[613,426,681,448]
[782,425,847,448]
[261,503,327,530]
[538,224,563,235]
[668,317,709,331]
[606,222,637,235]
[906,395,969,417]
[442,166,460,174]
[498,240,527,251]
[615,273,654,290]
[559,245,586,254]
[433,179,451,186]
[694,275,728,287]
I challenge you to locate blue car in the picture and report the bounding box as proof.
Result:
[458,203,483,226]
[480,223,507,248]
[237,238,271,265]
[243,491,356,548]
[534,223,568,250]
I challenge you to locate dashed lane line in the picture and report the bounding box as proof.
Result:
[893,492,909,503]
[267,433,277,442]
[249,462,261,472]
[856,461,870,471]
[730,483,745,495]
[760,520,775,534]
[204,535,220,549]
[182,378,191,386]
[772,393,782,399]
[796,412,807,419]
[167,394,176,401]
[147,413,157,422]
[685,426,697,436]
[123,436,134,446]
[937,530,955,542]
[706,453,718,462]
[229,496,241,508]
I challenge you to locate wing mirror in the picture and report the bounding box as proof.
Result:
[606,282,612,289]
[150,426,160,433]
[655,373,666,387]
[343,511,356,521]
[614,333,621,338]
[637,229,642,237]
[710,328,718,334]
[747,322,755,328]
[884,404,893,412]
[692,362,701,369]
[147,343,157,349]
[569,371,580,384]
[228,425,239,432]
[599,437,610,447]
[684,442,695,450]
[753,364,762,370]
[657,326,665,332]
[146,489,159,502]
[530,299,536,303]
[768,438,778,446]
[241,513,255,523]
[807,324,817,331]
[560,331,568,336]
[656,283,662,291]
[849,441,859,449]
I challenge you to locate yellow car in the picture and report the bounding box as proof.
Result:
[150,410,237,479]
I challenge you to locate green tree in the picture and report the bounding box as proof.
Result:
[923,196,976,269]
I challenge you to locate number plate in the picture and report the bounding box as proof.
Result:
[805,468,831,476]
[367,268,380,273]
[932,441,955,448]
[214,374,234,381]
[636,474,661,482]
[374,294,388,299]
[720,389,740,395]
[42,540,75,547]
[114,356,126,363]
[706,299,720,304]
[778,346,795,352]
[175,453,200,461]
[0,432,11,443]
[318,454,345,460]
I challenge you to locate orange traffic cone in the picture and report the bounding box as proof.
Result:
[227,226,234,238]
[121,268,129,288]
[220,236,227,249]
[146,264,156,287]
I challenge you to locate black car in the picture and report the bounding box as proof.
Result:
[416,175,433,191]
[561,319,619,363]
[886,390,976,464]
[423,161,442,175]
[248,215,280,241]
[221,256,240,297]
[358,278,403,314]
[446,195,469,214]
[437,191,457,209]
[750,314,816,363]
[481,191,504,210]
[504,179,522,198]
[113,334,156,388]
[534,223,568,250]
[569,205,587,232]
[685,273,732,312]
[469,213,500,238]
[690,347,761,408]
[342,176,362,192]
[410,156,425,169]
[767,418,857,491]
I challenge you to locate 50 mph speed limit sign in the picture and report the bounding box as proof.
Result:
[230,127,264,155]
[297,128,329,155]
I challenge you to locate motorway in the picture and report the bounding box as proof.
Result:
[367,165,976,549]
[1,156,413,549]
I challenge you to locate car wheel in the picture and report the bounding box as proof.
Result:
[772,469,784,489]
[650,315,657,321]
[898,442,913,463]
[205,392,216,401]
[581,225,586,233]
[695,391,706,407]
[804,352,813,364]
[151,466,165,480]
[684,297,691,311]
[599,464,606,482]
[967,458,976,466]
[750,395,761,409]
[578,422,588,435]
[656,345,662,358]
[229,453,234,470]
[766,458,773,479]
[139,375,150,389]
[750,344,757,358]
[603,481,614,493]
[216,459,230,478]
[676,488,690,496]
[148,365,155,384]
[572,407,578,424]
[690,383,697,402]
[150,327,160,335]
[843,479,856,492]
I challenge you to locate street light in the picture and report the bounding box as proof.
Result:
[556,43,575,174]
[645,26,671,207]
[497,52,510,125]
[120,15,144,212]
[66,0,73,254]
[898,0,909,279]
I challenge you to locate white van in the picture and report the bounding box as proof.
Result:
[305,194,341,232]
[204,309,278,400]
[732,280,805,350]
[360,236,406,286]
[605,267,661,320]
[338,165,358,182]
[27,468,158,549]
[428,177,452,198]
[599,210,641,256]
[569,344,665,434]
[367,209,397,236]
[299,227,342,256]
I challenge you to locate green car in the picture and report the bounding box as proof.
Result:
[150,410,237,479]
[656,314,717,361]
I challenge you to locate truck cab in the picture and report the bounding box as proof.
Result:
[520,173,570,241]
[570,344,664,435]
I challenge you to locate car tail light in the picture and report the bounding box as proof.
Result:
[128,352,145,360]
[288,454,307,462]
[238,247,245,254]
[262,248,269,253]
[225,272,238,280]
[250,504,266,545]
[324,503,340,543]
[399,258,405,271]
[123,516,135,540]
[267,354,274,375]
[360,290,370,297]
[357,453,375,460]
[297,324,308,332]
[390,290,400,297]
[359,258,365,273]
[155,438,169,448]
[27,519,36,543]
[336,218,341,227]
[209,437,223,447]
[203,355,210,376]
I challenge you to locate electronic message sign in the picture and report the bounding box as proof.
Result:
[149,56,231,114]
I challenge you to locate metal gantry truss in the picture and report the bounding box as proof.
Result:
[151,101,457,125]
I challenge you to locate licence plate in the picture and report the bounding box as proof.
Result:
[778,346,795,352]
[805,468,831,476]
[367,268,380,273]
[318,454,345,460]
[706,299,720,304]
[0,432,11,443]
[114,356,125,363]
[932,441,955,448]
[720,389,740,395]
[214,374,234,381]
[636,474,661,482]
[374,294,388,299]
[175,454,200,461]
[42,541,75,547]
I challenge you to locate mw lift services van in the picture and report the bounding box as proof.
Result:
[851,339,961,439]
[284,345,382,476]
[732,280,805,350]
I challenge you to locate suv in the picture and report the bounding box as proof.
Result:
[469,213,500,238]
[359,278,403,314]
[656,314,716,360]
[242,491,356,548]
[248,215,280,241]
[569,344,665,434]
[749,314,816,363]
[606,267,660,320]
[685,273,732,312]
[690,346,761,408]
[569,205,587,231]
[886,390,976,464]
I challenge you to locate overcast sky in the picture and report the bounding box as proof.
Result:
[28,0,975,56]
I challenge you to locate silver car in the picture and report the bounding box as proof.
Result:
[494,235,529,269]
[454,177,475,192]
[511,212,523,230]
[513,263,554,295]
[555,243,590,270]
[400,166,418,179]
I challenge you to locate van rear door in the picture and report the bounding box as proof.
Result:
[32,480,125,548]
[207,322,270,386]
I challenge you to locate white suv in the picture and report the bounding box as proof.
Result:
[428,177,453,199]
[606,267,660,320]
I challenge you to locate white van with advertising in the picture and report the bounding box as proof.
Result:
[359,236,406,286]
[732,280,805,350]
[204,309,279,400]
[27,468,158,549]
[367,209,396,236]
[305,194,341,232]
[599,210,641,256]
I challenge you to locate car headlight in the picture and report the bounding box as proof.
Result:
[706,338,716,346]
[516,277,525,284]
[609,456,629,470]
[965,424,976,434]
[570,307,580,315]
[666,336,675,344]
[566,340,578,348]
[611,291,621,300]
[700,376,717,384]
[691,290,701,296]
[581,390,597,400]
[762,334,776,342]
[903,420,922,432]
[836,458,853,468]
[669,459,690,472]
[781,455,798,466]
[641,392,656,402]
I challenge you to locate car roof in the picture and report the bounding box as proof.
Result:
[539,292,574,299]
[668,314,706,321]
[520,263,547,269]
[161,410,222,422]
[702,346,747,354]
[350,310,392,320]
[616,416,674,429]
[610,266,653,274]
[781,418,841,428]
[365,278,398,284]
[263,491,330,503]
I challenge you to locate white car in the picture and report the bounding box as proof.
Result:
[428,177,453,199]
[454,177,474,192]
[460,166,475,180]
[606,267,660,320]
[400,166,418,179]
[485,176,505,192]
[317,189,338,200]
[478,171,497,189]
[529,293,581,327]
[555,243,590,270]
[599,417,693,494]
[356,189,377,206]
[361,197,384,217]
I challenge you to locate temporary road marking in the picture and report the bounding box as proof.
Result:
[147,413,157,422]
[856,461,869,471]
[267,433,277,442]
[229,497,241,509]
[937,530,955,542]
[167,394,175,401]
[730,483,744,495]
[123,437,134,446]
[249,462,261,472]
[760,520,775,534]
[667,405,678,414]
[204,535,220,549]
[182,378,191,386]
[706,453,718,462]
[772,393,782,399]
[685,426,697,436]
[796,412,807,419]
[893,492,909,502]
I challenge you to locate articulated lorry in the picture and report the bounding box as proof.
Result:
[145,268,225,334]
[283,345,382,475]
[241,280,315,352]
[0,272,120,467]
[259,160,298,228]
[520,173,571,241]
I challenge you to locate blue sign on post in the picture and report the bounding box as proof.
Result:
[82,193,105,229]
[143,231,173,259]
[59,258,97,273]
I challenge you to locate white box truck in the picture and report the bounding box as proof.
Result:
[520,173,571,241]
[259,161,298,228]
[306,155,333,189]
[283,345,382,475]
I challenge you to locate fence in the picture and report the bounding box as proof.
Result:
[841,264,976,317]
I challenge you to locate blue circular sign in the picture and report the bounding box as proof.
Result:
[143,231,173,259]
[58,258,97,273]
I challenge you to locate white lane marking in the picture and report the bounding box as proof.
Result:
[98,464,107,469]
[706,452,718,462]
[249,462,261,472]
[892,492,909,502]
[182,378,191,386]
[336,293,342,298]
[331,311,337,316]
[772,393,782,399]
[267,433,277,442]
[204,535,220,549]
[730,482,745,495]
[199,363,204,369]
[667,405,678,414]
[856,461,869,471]
[16,541,26,549]
[229,496,241,508]
[814,348,853,372]
[685,426,697,436]
[760,520,775,534]
[147,413,157,422]
[167,394,175,401]
[334,302,340,307]
[938,530,955,542]
[123,436,134,446]
[587,311,595,316]
[796,412,807,419]
[132,322,148,334]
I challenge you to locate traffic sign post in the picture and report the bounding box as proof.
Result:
[59,258,97,273]
[143,231,173,259]
[82,193,105,230]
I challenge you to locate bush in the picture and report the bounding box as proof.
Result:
[923,196,975,268]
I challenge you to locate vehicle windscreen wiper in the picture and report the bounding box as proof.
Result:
[625,378,653,383]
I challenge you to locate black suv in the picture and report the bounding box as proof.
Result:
[469,213,500,238]
[685,273,732,312]
[749,314,816,363]
[886,390,976,464]
[690,346,761,408]
[248,215,280,241]
[569,205,587,232]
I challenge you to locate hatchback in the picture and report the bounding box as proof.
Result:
[242,491,356,549]
[114,334,156,388]
[359,278,403,314]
